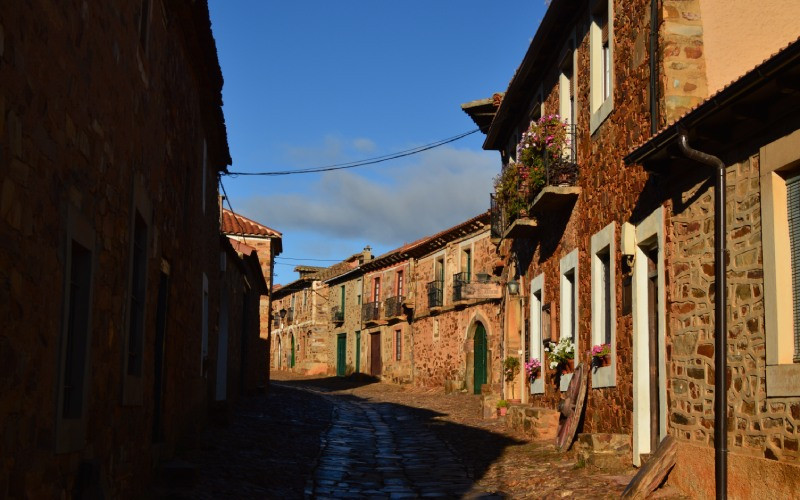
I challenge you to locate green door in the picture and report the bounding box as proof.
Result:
[336,333,347,377]
[290,335,296,368]
[473,323,487,395]
[355,331,361,373]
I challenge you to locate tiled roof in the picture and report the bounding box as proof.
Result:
[221,208,281,238]
[626,35,800,163]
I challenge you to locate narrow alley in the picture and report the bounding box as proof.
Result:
[155,373,645,499]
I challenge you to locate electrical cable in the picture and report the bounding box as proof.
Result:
[223,129,479,177]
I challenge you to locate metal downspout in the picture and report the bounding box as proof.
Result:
[676,133,727,500]
[650,0,660,135]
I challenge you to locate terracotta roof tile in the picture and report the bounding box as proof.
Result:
[221,208,281,238]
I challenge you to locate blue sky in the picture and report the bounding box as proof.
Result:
[208,1,548,284]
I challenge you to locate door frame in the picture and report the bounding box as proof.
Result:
[632,207,667,466]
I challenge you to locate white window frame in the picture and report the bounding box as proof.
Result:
[590,0,614,134]
[529,274,545,395]
[761,129,800,396]
[591,222,617,388]
[559,249,579,391]
[558,34,577,131]
[631,206,666,466]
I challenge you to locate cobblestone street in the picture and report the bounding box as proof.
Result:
[154,372,653,499]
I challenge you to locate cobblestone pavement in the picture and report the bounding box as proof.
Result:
[155,372,686,499]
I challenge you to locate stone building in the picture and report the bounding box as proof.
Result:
[0,1,231,497]
[324,248,372,377]
[221,207,282,385]
[218,237,269,403]
[406,213,503,395]
[464,0,800,496]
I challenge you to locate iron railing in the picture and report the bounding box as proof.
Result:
[362,301,380,323]
[384,295,404,318]
[331,305,344,323]
[490,124,578,237]
[453,272,470,301]
[427,280,444,308]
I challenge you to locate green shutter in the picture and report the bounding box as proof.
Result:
[788,173,800,362]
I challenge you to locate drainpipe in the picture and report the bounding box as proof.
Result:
[676,133,727,500]
[650,0,660,135]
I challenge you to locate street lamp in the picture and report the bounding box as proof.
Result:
[507,279,520,295]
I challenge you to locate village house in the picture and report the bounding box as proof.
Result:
[324,248,372,377]
[0,1,245,497]
[221,207,282,385]
[464,0,800,496]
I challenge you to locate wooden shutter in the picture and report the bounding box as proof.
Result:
[788,173,800,362]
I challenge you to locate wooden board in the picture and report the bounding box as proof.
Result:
[621,435,677,499]
[556,362,587,452]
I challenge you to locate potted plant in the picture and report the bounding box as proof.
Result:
[525,357,542,381]
[496,399,509,417]
[545,338,575,375]
[503,356,521,402]
[591,343,612,368]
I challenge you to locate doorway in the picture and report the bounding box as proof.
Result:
[336,333,347,377]
[290,334,295,368]
[355,331,361,373]
[473,323,487,395]
[370,331,382,376]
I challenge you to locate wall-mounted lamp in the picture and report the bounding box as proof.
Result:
[621,222,636,267]
[279,308,287,318]
[507,279,520,295]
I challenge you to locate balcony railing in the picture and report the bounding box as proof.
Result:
[362,301,380,323]
[453,272,469,302]
[491,124,578,238]
[427,280,443,309]
[384,295,404,319]
[331,305,344,323]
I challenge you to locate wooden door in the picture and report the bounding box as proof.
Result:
[473,323,487,394]
[370,331,382,376]
[336,334,346,377]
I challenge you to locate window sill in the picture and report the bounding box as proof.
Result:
[766,364,800,397]
[590,97,613,135]
[591,362,616,388]
[560,372,574,392]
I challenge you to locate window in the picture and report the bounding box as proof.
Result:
[396,271,404,298]
[591,222,617,388]
[462,248,472,281]
[56,208,95,453]
[139,0,152,52]
[590,0,614,133]
[559,39,576,131]
[559,249,579,391]
[340,285,345,315]
[529,274,545,395]
[761,131,800,397]
[123,181,151,405]
[201,273,209,376]
[303,288,308,308]
[395,329,402,361]
[373,277,381,303]
[201,139,208,214]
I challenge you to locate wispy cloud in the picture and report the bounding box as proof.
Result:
[352,138,376,153]
[241,146,498,249]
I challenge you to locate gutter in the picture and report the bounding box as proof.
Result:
[676,133,728,500]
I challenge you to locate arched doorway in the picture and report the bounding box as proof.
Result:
[473,322,487,394]
[276,336,283,369]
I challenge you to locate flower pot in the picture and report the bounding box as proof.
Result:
[498,407,508,417]
[592,354,611,368]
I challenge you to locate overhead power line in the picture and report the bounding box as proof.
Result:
[223,129,480,177]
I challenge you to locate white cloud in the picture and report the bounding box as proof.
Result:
[241,146,498,248]
[352,137,376,153]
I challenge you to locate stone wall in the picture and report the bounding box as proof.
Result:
[511,0,653,436]
[667,154,800,465]
[0,1,226,496]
